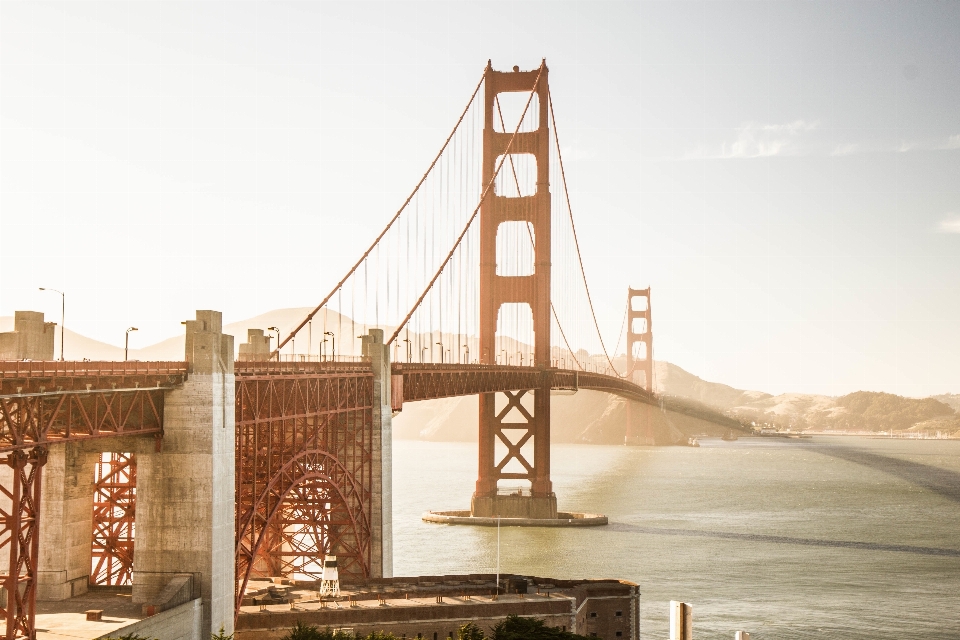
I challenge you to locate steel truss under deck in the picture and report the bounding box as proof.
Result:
[90,452,137,587]
[0,361,185,639]
[234,362,374,612]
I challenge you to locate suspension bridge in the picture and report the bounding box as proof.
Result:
[0,60,657,639]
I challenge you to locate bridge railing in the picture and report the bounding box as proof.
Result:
[234,357,371,376]
[0,360,189,379]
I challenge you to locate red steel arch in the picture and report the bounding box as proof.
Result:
[234,363,374,612]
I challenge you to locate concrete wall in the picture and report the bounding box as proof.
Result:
[96,598,202,640]
[238,328,271,361]
[362,329,393,578]
[132,310,235,637]
[235,599,576,640]
[573,586,640,640]
[0,310,56,360]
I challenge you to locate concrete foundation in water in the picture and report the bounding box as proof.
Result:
[422,510,608,527]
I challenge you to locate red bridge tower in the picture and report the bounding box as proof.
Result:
[473,60,556,519]
[625,287,654,445]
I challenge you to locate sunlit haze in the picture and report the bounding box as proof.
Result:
[2,1,958,397]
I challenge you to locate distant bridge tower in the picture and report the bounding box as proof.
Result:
[625,288,654,445]
[473,60,557,519]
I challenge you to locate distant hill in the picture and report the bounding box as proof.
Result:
[653,361,772,409]
[933,394,960,413]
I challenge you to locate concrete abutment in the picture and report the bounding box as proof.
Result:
[132,310,236,636]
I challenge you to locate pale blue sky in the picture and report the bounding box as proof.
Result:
[1,1,958,397]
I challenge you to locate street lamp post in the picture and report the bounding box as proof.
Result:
[324,331,335,361]
[267,327,280,361]
[402,338,412,363]
[125,327,138,361]
[38,287,64,361]
[421,346,428,363]
[436,342,444,363]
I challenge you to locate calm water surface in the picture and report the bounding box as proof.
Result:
[392,437,960,639]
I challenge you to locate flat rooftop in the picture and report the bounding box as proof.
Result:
[36,588,144,640]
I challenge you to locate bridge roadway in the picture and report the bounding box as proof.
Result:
[0,357,655,456]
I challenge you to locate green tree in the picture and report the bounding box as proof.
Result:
[458,622,486,639]
[280,621,356,640]
[490,615,591,640]
[212,627,234,640]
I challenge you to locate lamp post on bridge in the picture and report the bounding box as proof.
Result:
[463,345,469,364]
[518,351,523,366]
[268,326,280,361]
[421,346,428,363]
[403,338,412,363]
[324,331,335,361]
[38,287,65,361]
[125,327,138,361]
[436,341,444,363]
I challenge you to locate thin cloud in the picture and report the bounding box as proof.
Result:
[939,215,960,234]
[684,120,819,160]
[831,143,859,157]
[941,134,960,150]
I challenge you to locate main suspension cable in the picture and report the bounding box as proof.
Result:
[387,64,546,346]
[548,89,624,376]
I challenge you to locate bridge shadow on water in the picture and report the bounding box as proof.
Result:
[608,523,960,558]
[607,440,960,558]
[800,440,960,505]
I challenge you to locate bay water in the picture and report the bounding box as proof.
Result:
[392,436,960,639]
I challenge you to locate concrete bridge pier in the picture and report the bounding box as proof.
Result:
[35,442,96,601]
[132,311,235,636]
[362,328,393,578]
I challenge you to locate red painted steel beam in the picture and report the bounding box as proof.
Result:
[90,453,136,587]
[234,369,375,615]
[0,387,169,454]
[1,448,45,640]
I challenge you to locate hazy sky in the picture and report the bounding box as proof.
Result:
[1,1,959,397]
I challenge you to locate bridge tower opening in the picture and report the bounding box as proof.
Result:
[625,288,655,446]
[473,60,557,519]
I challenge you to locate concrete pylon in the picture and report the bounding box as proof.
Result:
[670,601,692,640]
[35,443,96,600]
[132,310,235,636]
[361,329,393,578]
